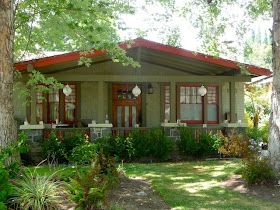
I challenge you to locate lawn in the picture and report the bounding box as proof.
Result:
[32,160,280,210]
[124,160,280,210]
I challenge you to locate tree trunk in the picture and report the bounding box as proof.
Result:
[269,0,280,170]
[0,1,17,151]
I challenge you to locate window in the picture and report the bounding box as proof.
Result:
[179,85,203,123]
[36,91,44,123]
[34,84,78,124]
[207,86,218,123]
[164,85,170,121]
[178,84,219,124]
[64,84,76,123]
[48,89,60,123]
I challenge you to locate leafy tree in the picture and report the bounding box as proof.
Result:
[0,0,138,154]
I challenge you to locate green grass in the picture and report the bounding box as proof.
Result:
[25,161,280,210]
[124,160,280,210]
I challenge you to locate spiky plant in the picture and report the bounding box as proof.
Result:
[12,169,64,210]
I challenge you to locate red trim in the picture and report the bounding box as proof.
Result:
[47,89,60,123]
[14,38,271,76]
[63,84,77,124]
[178,84,204,124]
[207,85,219,124]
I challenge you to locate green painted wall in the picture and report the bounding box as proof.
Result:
[16,60,247,127]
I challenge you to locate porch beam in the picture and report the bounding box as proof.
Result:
[49,75,251,82]
[229,81,237,123]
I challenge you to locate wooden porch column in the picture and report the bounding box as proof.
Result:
[97,81,105,123]
[229,81,237,123]
[30,89,37,124]
[170,81,177,122]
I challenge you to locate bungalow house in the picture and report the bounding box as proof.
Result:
[14,38,271,139]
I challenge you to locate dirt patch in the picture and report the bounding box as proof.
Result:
[221,174,280,203]
[108,175,170,210]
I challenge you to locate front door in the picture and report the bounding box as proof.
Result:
[112,84,142,127]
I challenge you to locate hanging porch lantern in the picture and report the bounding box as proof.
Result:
[198,85,207,96]
[132,84,141,97]
[63,84,72,96]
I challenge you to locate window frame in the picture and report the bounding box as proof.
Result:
[207,85,219,124]
[63,84,77,124]
[177,84,204,124]
[177,83,219,124]
[47,88,60,124]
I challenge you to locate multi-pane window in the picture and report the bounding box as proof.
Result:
[36,91,44,123]
[178,84,219,124]
[48,89,60,123]
[179,86,203,123]
[164,85,170,121]
[207,86,218,123]
[64,84,76,123]
[35,84,77,125]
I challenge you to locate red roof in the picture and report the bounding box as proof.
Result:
[15,38,271,76]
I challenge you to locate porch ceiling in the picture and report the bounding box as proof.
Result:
[137,48,237,76]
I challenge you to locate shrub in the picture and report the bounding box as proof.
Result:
[95,135,135,161]
[130,128,174,160]
[67,152,119,209]
[178,127,200,157]
[178,128,219,157]
[12,169,64,210]
[0,168,12,209]
[241,157,276,185]
[198,131,218,156]
[218,131,250,158]
[63,132,88,159]
[69,143,97,165]
[42,132,65,163]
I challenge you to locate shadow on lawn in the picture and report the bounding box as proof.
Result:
[125,161,280,210]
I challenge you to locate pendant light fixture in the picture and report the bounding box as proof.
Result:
[132,84,141,97]
[63,84,72,96]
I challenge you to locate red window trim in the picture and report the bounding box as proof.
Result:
[63,84,77,124]
[47,89,60,124]
[178,84,204,124]
[163,85,171,122]
[35,91,44,123]
[207,85,219,124]
[177,84,219,124]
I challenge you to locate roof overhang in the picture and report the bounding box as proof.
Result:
[15,38,271,77]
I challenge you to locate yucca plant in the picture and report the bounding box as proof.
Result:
[12,169,64,210]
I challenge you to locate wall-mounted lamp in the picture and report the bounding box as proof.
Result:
[148,83,153,94]
[198,85,207,96]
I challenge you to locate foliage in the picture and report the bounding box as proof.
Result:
[178,127,217,157]
[96,129,173,161]
[177,127,199,156]
[63,132,89,159]
[0,132,29,209]
[245,84,271,128]
[130,128,174,160]
[218,131,250,157]
[43,131,90,163]
[241,157,276,185]
[12,169,63,210]
[246,123,269,143]
[69,143,97,165]
[95,135,134,161]
[67,152,119,210]
[42,132,65,163]
[0,168,12,209]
